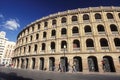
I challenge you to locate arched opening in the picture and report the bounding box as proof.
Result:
[61,41,67,49]
[83,14,89,20]
[43,32,47,38]
[110,24,118,32]
[95,13,101,19]
[88,56,99,72]
[61,28,67,35]
[72,16,78,22]
[38,24,40,29]
[26,37,27,42]
[61,17,67,23]
[32,58,35,69]
[30,35,32,41]
[28,46,31,53]
[21,59,24,69]
[51,42,55,49]
[73,40,80,50]
[86,39,94,47]
[34,44,37,52]
[118,13,120,18]
[103,56,116,72]
[107,13,114,19]
[49,57,55,71]
[84,25,92,35]
[114,38,120,47]
[42,43,46,51]
[72,27,79,35]
[52,19,56,25]
[17,59,19,68]
[73,56,83,72]
[119,56,120,63]
[26,58,28,69]
[24,47,26,53]
[36,33,39,40]
[32,26,34,32]
[51,30,56,36]
[97,25,105,33]
[44,21,48,27]
[40,57,44,70]
[60,57,68,72]
[100,38,108,47]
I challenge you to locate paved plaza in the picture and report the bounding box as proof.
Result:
[0,67,120,80]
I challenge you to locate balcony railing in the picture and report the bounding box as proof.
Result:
[52,25,56,28]
[61,23,67,26]
[61,48,67,53]
[72,33,79,36]
[98,32,106,35]
[112,31,118,35]
[50,49,55,53]
[40,50,45,54]
[116,47,120,52]
[73,48,80,51]
[61,34,67,37]
[87,47,95,52]
[72,21,78,24]
[51,36,56,39]
[101,47,109,52]
[85,32,92,35]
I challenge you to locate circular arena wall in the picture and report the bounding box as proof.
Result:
[13,6,120,72]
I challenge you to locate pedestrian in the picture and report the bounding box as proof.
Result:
[72,65,76,72]
[58,63,62,72]
[101,60,105,72]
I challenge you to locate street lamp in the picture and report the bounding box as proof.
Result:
[63,45,66,72]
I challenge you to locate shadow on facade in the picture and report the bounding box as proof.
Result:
[0,72,33,80]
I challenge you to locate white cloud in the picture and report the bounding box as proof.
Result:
[3,19,20,30]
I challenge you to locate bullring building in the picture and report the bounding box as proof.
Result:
[13,6,120,73]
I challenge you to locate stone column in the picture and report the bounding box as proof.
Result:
[82,56,89,72]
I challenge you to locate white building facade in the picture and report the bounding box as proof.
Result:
[0,31,15,65]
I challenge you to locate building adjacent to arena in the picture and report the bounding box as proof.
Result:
[0,31,15,65]
[13,6,120,73]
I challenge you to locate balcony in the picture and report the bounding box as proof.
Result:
[83,20,90,23]
[101,47,109,52]
[72,21,78,25]
[96,19,102,22]
[61,23,67,26]
[98,32,106,35]
[40,50,45,54]
[50,49,55,53]
[112,31,118,35]
[73,48,80,52]
[61,34,67,37]
[72,33,79,36]
[52,25,56,28]
[61,48,67,53]
[87,47,95,52]
[116,47,120,52]
[85,32,92,35]
[51,36,56,39]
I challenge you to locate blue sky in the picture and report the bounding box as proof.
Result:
[0,0,120,42]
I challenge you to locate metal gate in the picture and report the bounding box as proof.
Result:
[103,58,111,72]
[49,58,54,71]
[26,59,28,69]
[88,58,95,72]
[60,58,68,72]
[32,59,35,69]
[40,58,44,70]
[73,58,80,71]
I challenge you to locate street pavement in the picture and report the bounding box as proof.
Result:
[0,67,120,80]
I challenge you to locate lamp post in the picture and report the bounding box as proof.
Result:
[63,45,66,72]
